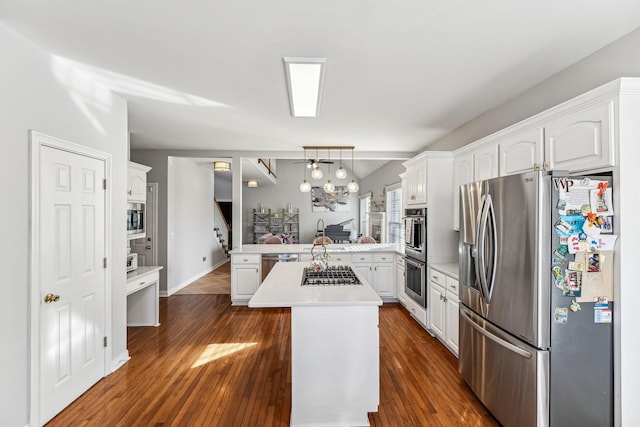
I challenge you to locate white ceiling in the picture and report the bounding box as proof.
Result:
[2,1,640,157]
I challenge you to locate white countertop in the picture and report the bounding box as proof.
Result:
[429,262,459,279]
[249,262,382,308]
[232,243,403,255]
[127,265,163,283]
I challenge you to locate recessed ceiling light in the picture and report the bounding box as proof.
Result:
[283,57,326,117]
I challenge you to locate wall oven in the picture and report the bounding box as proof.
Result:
[127,202,145,236]
[404,256,426,307]
[404,207,426,262]
[404,206,427,307]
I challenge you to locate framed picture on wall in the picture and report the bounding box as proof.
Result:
[311,186,350,212]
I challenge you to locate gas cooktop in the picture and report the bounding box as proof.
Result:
[301,265,362,286]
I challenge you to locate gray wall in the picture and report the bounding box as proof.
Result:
[130,151,228,294]
[427,27,640,152]
[359,160,405,210]
[0,24,129,426]
[242,160,360,243]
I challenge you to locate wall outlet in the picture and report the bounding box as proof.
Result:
[202,256,207,262]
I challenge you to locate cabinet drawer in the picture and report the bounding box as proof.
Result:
[446,276,459,294]
[429,269,446,286]
[232,254,261,264]
[352,253,373,263]
[330,253,352,263]
[373,253,393,263]
[126,271,158,295]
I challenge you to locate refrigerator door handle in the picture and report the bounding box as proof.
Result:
[473,195,486,299]
[477,195,491,302]
[460,307,532,359]
[485,194,497,301]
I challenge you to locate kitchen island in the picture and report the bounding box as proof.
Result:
[232,243,402,305]
[249,261,382,427]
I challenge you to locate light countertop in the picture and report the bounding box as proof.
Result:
[249,262,382,308]
[232,243,403,255]
[127,265,163,283]
[429,262,459,279]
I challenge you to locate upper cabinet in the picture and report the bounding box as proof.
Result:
[544,100,614,172]
[404,156,427,205]
[499,128,544,176]
[128,161,152,202]
[472,140,499,181]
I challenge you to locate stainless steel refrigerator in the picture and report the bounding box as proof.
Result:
[458,170,613,427]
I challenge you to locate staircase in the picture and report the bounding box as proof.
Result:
[214,199,231,259]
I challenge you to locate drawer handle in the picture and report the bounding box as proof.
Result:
[451,285,457,289]
[139,281,146,286]
[243,259,248,262]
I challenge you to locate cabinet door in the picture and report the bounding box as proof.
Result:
[396,260,406,304]
[544,101,614,172]
[499,128,544,176]
[473,142,499,181]
[429,283,445,339]
[127,169,147,202]
[353,263,372,284]
[233,265,260,298]
[414,160,427,204]
[453,152,473,230]
[445,294,459,356]
[373,263,394,297]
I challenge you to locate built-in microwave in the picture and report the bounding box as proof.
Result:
[127,202,145,236]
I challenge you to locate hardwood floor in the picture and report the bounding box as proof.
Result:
[175,262,231,295]
[47,296,498,426]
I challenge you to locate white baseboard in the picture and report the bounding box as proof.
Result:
[111,350,131,373]
[165,259,227,296]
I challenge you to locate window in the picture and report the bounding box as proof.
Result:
[386,183,403,244]
[359,193,371,237]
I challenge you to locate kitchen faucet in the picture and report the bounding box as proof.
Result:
[317,218,325,239]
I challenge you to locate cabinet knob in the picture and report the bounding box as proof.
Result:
[542,161,549,170]
[533,163,540,171]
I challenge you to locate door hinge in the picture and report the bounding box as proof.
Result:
[103,336,108,348]
[103,179,107,190]
[103,257,107,268]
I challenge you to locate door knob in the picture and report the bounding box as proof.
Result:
[44,293,60,304]
[146,245,151,250]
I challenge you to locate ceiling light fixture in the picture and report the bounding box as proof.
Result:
[310,147,323,179]
[347,148,359,193]
[213,161,231,172]
[335,148,347,180]
[283,57,327,117]
[299,149,311,193]
[323,149,335,193]
[247,180,258,188]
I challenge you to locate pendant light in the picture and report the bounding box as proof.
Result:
[347,147,359,193]
[323,149,335,193]
[310,147,323,180]
[335,148,347,179]
[299,149,312,192]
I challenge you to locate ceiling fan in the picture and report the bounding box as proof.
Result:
[294,158,334,168]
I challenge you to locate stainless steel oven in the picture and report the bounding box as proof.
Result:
[404,207,426,262]
[404,256,426,307]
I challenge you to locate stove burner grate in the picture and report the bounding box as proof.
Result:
[301,265,362,286]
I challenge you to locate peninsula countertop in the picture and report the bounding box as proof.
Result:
[249,262,383,308]
[232,243,403,255]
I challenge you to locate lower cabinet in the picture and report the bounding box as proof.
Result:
[396,255,406,306]
[352,252,395,299]
[231,254,261,305]
[126,266,162,327]
[428,267,459,357]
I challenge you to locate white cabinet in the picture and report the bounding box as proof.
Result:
[499,127,545,176]
[452,151,473,230]
[126,266,162,327]
[404,156,427,205]
[127,161,151,202]
[473,141,499,181]
[396,255,406,306]
[428,267,459,357]
[544,100,614,172]
[352,252,395,299]
[231,254,261,305]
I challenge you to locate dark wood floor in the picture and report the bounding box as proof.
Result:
[47,295,498,426]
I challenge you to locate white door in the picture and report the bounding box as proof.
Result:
[131,182,158,266]
[39,145,106,424]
